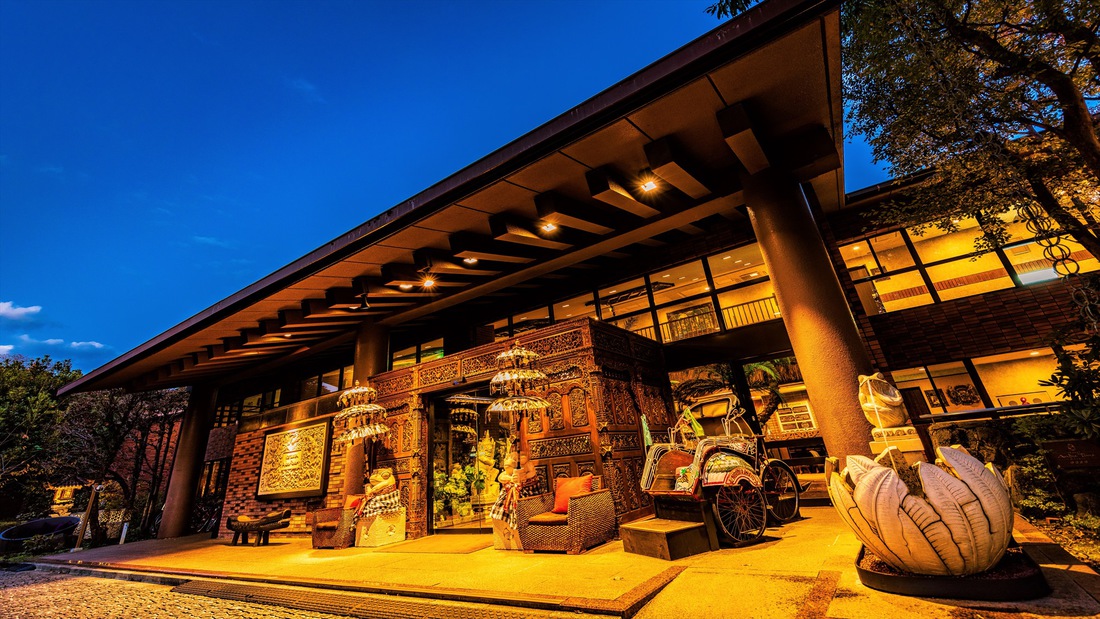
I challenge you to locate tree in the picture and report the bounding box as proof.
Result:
[0,355,81,516]
[56,388,188,542]
[709,1,1100,259]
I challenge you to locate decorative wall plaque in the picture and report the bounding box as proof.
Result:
[256,418,330,500]
[528,434,593,459]
[568,387,589,427]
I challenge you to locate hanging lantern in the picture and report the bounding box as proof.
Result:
[449,407,477,425]
[488,342,550,437]
[334,380,389,444]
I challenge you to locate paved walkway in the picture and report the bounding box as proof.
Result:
[23,507,1100,619]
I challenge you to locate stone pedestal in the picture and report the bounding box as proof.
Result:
[355,508,406,547]
[868,426,927,465]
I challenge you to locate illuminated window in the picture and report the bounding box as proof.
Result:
[1006,236,1098,285]
[420,338,445,362]
[657,298,719,342]
[511,306,550,335]
[776,404,817,433]
[392,346,417,370]
[320,369,341,394]
[599,278,649,318]
[650,261,709,306]
[840,232,915,276]
[894,362,985,414]
[707,244,768,289]
[341,365,354,390]
[972,349,1063,406]
[716,281,779,328]
[925,253,1014,301]
[486,317,510,342]
[908,218,984,264]
[608,312,655,340]
[553,293,597,322]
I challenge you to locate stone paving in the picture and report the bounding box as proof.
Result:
[0,571,350,619]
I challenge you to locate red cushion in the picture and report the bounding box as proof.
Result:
[552,474,593,514]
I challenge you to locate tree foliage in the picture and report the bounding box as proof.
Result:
[0,355,81,482]
[709,0,1100,258]
[844,1,1100,258]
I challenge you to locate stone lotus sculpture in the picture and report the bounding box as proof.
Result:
[827,445,1013,576]
[858,372,909,428]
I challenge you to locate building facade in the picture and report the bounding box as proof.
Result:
[59,0,1096,540]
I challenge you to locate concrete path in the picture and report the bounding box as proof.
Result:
[30,507,1100,618]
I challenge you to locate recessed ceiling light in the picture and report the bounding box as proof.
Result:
[735,259,742,264]
[541,222,557,232]
[662,274,671,278]
[463,257,479,265]
[692,277,699,281]
[722,255,731,260]
[562,304,570,308]
[704,287,710,291]
[640,180,658,192]
[1029,351,1040,356]
[750,272,759,277]
[609,290,617,294]
[852,246,861,251]
[422,278,436,288]
[678,276,685,280]
[399,284,413,290]
[566,313,573,317]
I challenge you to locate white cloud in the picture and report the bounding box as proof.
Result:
[0,301,42,320]
[70,341,105,350]
[0,345,12,356]
[286,78,326,103]
[18,334,63,345]
[191,235,232,248]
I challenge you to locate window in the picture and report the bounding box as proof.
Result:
[392,345,417,370]
[776,404,817,433]
[650,261,709,306]
[511,306,550,335]
[599,278,649,318]
[893,362,985,414]
[553,293,597,321]
[608,312,655,340]
[1006,236,1098,285]
[320,369,341,394]
[341,365,355,389]
[657,298,719,342]
[708,244,768,289]
[925,252,1014,301]
[972,349,1063,407]
[716,281,779,328]
[420,338,445,362]
[488,318,510,342]
[908,218,984,264]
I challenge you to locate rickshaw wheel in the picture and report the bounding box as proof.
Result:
[761,459,801,524]
[711,480,767,546]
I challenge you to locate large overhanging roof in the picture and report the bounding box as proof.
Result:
[61,0,843,396]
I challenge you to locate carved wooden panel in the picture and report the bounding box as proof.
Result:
[552,462,572,479]
[528,434,593,459]
[547,392,565,431]
[568,387,589,427]
[419,362,459,387]
[576,460,596,476]
[377,374,414,397]
[528,330,584,358]
[462,351,501,377]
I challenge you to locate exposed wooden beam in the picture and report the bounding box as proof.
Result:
[718,103,770,174]
[534,191,622,235]
[488,214,590,250]
[586,167,661,218]
[449,232,544,263]
[412,249,503,277]
[644,136,713,199]
[380,264,469,288]
[774,125,840,182]
[300,300,382,322]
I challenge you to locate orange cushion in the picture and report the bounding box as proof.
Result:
[552,474,593,514]
[344,494,365,510]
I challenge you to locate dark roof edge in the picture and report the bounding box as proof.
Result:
[843,169,934,208]
[61,0,840,396]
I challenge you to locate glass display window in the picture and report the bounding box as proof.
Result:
[925,253,1014,301]
[299,376,320,400]
[716,281,779,329]
[992,208,1039,243]
[869,232,916,272]
[486,317,510,342]
[708,245,768,289]
[340,366,354,390]
[972,349,1062,407]
[650,261,709,306]
[599,278,650,318]
[927,362,986,412]
[839,240,880,274]
[553,293,597,321]
[511,306,550,335]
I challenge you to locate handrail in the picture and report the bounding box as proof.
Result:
[722,295,781,329]
[910,401,1063,425]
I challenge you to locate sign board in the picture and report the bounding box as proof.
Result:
[1042,439,1100,470]
[257,418,331,499]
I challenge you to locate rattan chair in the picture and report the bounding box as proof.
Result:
[515,475,615,554]
[310,506,356,549]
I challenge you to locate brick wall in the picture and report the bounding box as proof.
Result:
[218,421,348,539]
[868,279,1080,369]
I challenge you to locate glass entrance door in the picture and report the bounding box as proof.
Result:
[430,389,511,532]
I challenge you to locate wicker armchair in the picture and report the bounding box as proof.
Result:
[515,475,615,554]
[311,506,356,549]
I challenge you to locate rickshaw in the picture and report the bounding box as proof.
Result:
[639,400,801,546]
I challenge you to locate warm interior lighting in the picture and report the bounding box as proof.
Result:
[562,304,570,308]
[463,257,479,265]
[750,272,759,277]
[640,180,658,192]
[422,277,436,288]
[541,222,557,232]
[1029,351,1041,356]
[722,255,731,260]
[852,246,861,251]
[399,284,414,290]
[283,334,292,338]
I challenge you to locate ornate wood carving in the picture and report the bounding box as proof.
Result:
[528,330,583,358]
[552,462,572,479]
[529,434,592,459]
[419,362,459,387]
[528,409,543,434]
[608,431,640,452]
[545,363,584,383]
[377,374,414,397]
[576,460,596,476]
[462,351,501,377]
[592,327,630,356]
[568,387,589,427]
[547,392,565,431]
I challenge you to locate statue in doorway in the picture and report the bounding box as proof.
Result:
[473,432,501,506]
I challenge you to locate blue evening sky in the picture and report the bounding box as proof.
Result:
[0,0,890,372]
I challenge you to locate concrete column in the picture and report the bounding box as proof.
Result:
[743,169,874,463]
[158,384,217,538]
[343,322,390,496]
